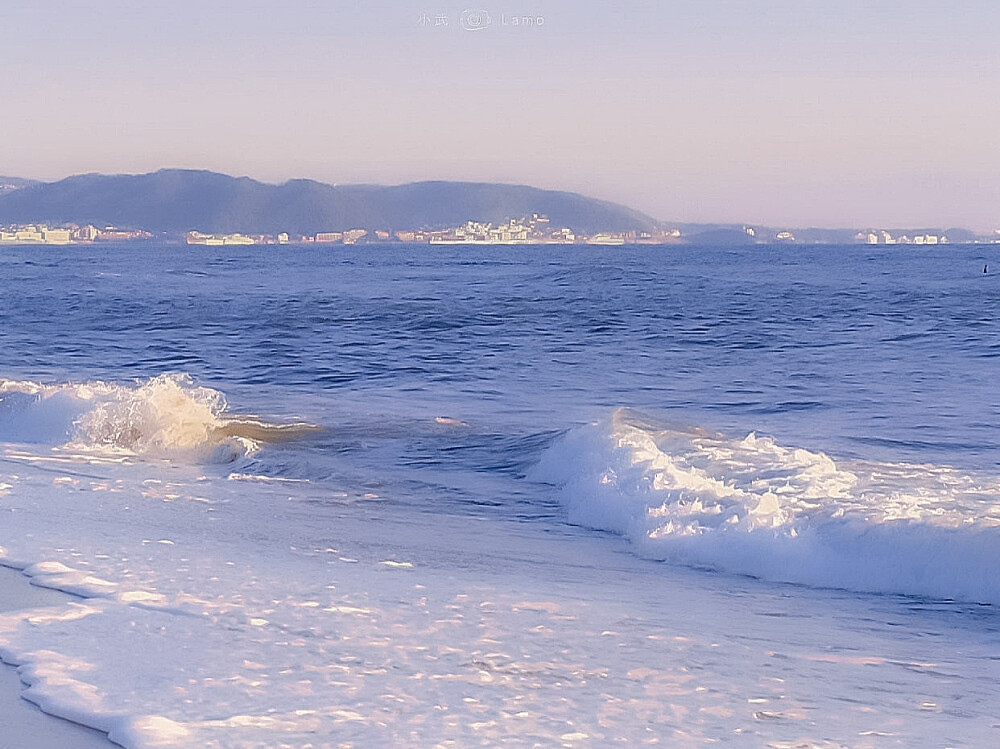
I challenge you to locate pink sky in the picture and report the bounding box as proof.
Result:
[2,1,999,229]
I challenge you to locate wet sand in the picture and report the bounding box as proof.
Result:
[0,565,116,749]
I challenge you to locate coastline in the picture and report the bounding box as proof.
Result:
[0,565,116,749]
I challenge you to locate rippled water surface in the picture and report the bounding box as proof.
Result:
[4,242,1000,471]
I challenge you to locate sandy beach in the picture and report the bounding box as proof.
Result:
[0,565,114,749]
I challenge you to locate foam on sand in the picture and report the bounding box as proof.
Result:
[0,566,116,748]
[533,408,1000,604]
[0,422,997,746]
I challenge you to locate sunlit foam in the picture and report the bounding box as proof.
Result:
[533,408,1000,603]
[0,374,317,463]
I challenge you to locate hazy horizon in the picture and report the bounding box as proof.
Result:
[3,1,999,230]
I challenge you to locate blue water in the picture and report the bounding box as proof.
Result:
[3,243,999,485]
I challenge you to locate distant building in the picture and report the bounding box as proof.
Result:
[776,231,795,242]
[343,229,367,244]
[186,231,254,246]
[99,227,153,241]
[492,218,530,243]
[14,226,43,242]
[375,230,390,240]
[0,224,80,244]
[315,232,343,243]
[74,224,100,242]
[41,228,71,244]
[586,233,625,246]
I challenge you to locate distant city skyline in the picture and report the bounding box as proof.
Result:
[3,1,999,229]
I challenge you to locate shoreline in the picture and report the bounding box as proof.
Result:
[0,565,116,749]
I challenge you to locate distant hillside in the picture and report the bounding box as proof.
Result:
[0,169,660,235]
[0,176,38,192]
[684,228,756,246]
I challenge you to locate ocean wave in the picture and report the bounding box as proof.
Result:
[532,409,1000,604]
[0,374,318,462]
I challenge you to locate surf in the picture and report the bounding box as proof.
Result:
[533,408,1000,604]
[0,374,318,463]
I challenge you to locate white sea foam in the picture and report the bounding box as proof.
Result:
[0,374,312,463]
[533,409,1000,603]
[0,408,997,746]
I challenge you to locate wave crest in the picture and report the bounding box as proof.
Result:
[0,374,314,462]
[533,409,1000,604]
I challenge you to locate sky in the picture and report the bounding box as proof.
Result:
[2,0,999,229]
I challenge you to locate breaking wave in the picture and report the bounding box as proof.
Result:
[533,409,1000,604]
[0,374,318,462]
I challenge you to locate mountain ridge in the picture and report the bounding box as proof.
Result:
[0,169,660,235]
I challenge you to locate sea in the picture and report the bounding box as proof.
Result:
[0,242,998,747]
